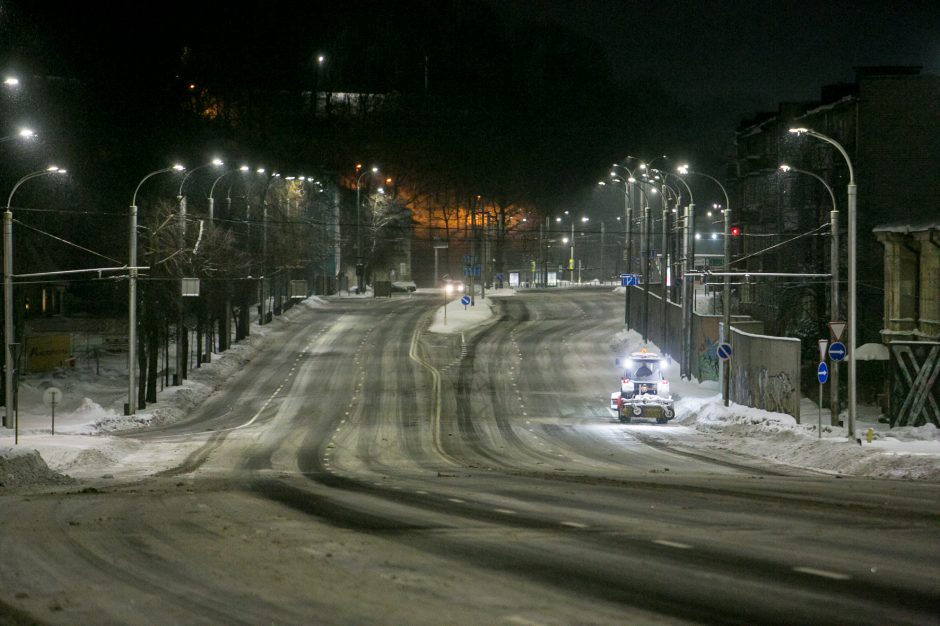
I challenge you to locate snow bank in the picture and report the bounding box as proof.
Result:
[0,447,73,488]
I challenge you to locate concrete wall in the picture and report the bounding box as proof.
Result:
[729,325,802,422]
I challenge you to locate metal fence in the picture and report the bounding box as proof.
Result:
[889,341,940,427]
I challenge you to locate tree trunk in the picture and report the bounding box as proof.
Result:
[146,324,158,403]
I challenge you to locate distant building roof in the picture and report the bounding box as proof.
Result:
[873,221,940,234]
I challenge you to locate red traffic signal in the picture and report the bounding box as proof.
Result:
[730,226,741,237]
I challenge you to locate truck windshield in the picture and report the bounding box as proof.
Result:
[629,360,661,382]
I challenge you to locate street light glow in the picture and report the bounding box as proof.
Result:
[789,128,809,135]
[779,164,792,172]
[3,77,19,87]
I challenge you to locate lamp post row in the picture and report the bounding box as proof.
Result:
[603,135,855,436]
[1,160,341,424]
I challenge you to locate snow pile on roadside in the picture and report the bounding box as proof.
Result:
[677,396,940,480]
[0,447,73,488]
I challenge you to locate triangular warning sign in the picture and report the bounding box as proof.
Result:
[829,321,846,341]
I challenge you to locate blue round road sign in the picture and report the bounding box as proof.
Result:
[717,342,732,360]
[817,361,829,384]
[460,295,471,306]
[828,341,847,362]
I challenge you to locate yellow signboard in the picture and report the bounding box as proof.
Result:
[26,335,71,372]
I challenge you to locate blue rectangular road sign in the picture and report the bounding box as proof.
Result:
[621,274,639,287]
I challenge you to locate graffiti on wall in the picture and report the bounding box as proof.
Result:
[758,368,796,415]
[734,367,796,416]
[698,337,719,381]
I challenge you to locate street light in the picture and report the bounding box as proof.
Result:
[3,77,19,88]
[678,165,731,404]
[652,168,695,378]
[779,161,842,427]
[4,166,68,428]
[177,158,223,224]
[127,165,185,415]
[632,179,660,343]
[789,127,857,437]
[0,128,35,144]
[651,177,680,345]
[209,165,246,221]
[355,165,379,294]
[608,163,638,324]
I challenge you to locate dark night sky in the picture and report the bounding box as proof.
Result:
[12,0,938,112]
[2,0,939,207]
[502,0,940,108]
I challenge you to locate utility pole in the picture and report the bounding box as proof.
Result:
[643,201,652,343]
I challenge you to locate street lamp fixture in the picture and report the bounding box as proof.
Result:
[3,77,19,87]
[355,165,379,294]
[126,164,185,415]
[178,158,224,197]
[779,159,842,426]
[4,166,68,428]
[678,165,730,396]
[789,126,857,437]
[0,128,36,144]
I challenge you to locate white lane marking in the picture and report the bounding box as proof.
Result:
[653,539,692,550]
[560,521,588,528]
[793,566,851,580]
[448,498,465,504]
[415,490,428,495]
[494,508,516,515]
[505,616,547,626]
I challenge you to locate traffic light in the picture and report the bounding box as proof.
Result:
[730,226,743,259]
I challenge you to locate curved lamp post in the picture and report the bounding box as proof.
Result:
[789,127,856,437]
[177,158,223,233]
[208,169,233,222]
[650,177,681,349]
[127,165,185,415]
[632,179,659,343]
[610,163,638,325]
[780,163,841,426]
[259,172,284,325]
[678,165,731,404]
[355,165,379,294]
[654,169,695,379]
[4,166,68,428]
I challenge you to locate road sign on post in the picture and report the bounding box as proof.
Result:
[818,339,829,362]
[828,342,847,362]
[817,362,829,439]
[829,321,846,342]
[621,274,639,287]
[717,342,732,361]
